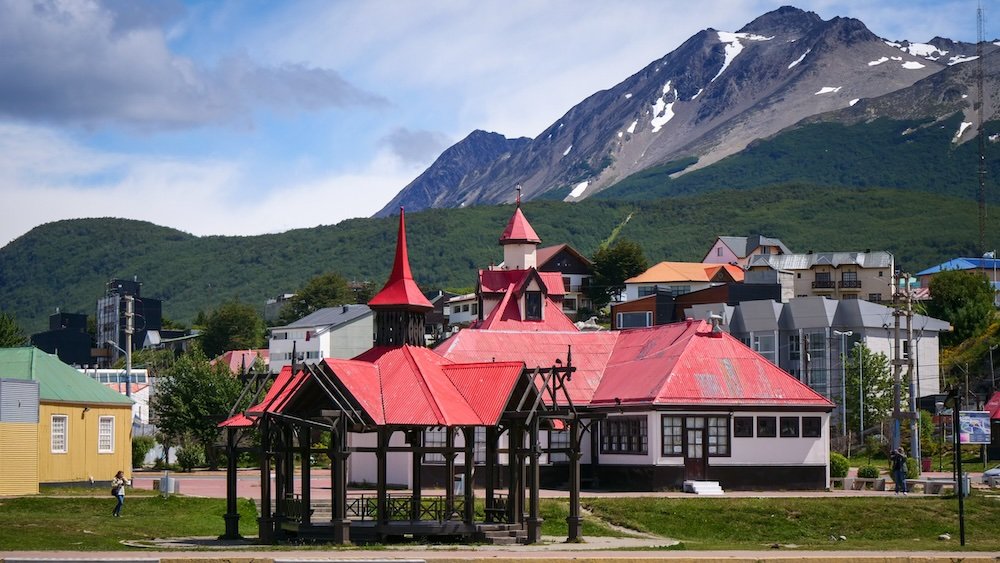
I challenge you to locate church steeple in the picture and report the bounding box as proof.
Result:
[369,208,432,346]
[499,187,540,269]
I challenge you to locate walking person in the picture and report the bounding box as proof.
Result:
[111,470,129,517]
[890,447,908,495]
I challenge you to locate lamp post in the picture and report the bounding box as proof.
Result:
[854,341,864,441]
[104,340,131,398]
[833,330,853,438]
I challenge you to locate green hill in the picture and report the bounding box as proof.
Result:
[0,184,992,333]
[599,115,1000,202]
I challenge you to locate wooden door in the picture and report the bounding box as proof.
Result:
[684,417,707,480]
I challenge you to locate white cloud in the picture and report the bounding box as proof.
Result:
[0,123,418,245]
[0,0,385,129]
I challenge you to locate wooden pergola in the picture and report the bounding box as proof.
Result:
[219,349,590,545]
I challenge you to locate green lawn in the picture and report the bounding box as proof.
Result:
[3,493,999,551]
[583,495,1000,550]
[0,495,257,550]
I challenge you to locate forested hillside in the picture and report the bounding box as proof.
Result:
[1,184,992,333]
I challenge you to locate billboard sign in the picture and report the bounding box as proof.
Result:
[959,411,991,444]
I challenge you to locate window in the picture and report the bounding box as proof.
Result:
[753,333,776,363]
[273,331,287,340]
[423,428,446,463]
[462,304,470,312]
[525,291,542,320]
[562,276,572,292]
[733,416,754,437]
[305,351,320,359]
[51,414,68,453]
[815,271,831,282]
[717,247,723,257]
[669,285,691,296]
[661,416,683,455]
[617,311,652,329]
[471,303,478,315]
[868,293,882,302]
[563,298,577,312]
[757,416,777,438]
[842,271,858,283]
[780,416,800,437]
[602,416,647,455]
[637,285,657,297]
[707,416,730,456]
[473,427,486,464]
[549,429,569,463]
[842,294,857,300]
[805,330,828,389]
[802,417,822,438]
[98,416,115,453]
[788,334,801,362]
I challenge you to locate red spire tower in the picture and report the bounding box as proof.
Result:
[369,208,433,346]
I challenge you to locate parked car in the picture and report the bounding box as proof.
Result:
[982,464,1000,484]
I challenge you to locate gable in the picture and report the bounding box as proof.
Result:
[537,246,592,275]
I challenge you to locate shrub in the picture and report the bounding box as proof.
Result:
[858,465,880,479]
[830,452,849,478]
[132,435,156,469]
[906,456,919,479]
[177,445,205,472]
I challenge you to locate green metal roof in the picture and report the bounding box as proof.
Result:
[0,347,133,406]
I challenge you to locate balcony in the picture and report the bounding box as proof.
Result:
[838,279,862,291]
[811,280,836,291]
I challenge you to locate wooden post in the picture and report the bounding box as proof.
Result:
[222,427,241,539]
[258,417,273,543]
[299,426,312,527]
[567,418,582,542]
[463,427,475,524]
[411,429,423,522]
[485,426,497,522]
[331,416,351,544]
[376,428,389,532]
[507,423,522,525]
[526,417,542,543]
[444,427,456,519]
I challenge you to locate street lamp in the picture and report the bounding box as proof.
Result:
[104,340,131,397]
[854,341,864,441]
[833,330,853,438]
[985,250,997,307]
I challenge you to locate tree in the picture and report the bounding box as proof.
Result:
[926,270,995,346]
[278,272,354,324]
[586,239,649,310]
[150,348,243,469]
[200,301,265,358]
[843,344,892,440]
[0,312,26,347]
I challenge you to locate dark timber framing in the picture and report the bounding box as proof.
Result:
[221,349,590,545]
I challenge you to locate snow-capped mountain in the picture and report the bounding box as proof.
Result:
[376,5,999,217]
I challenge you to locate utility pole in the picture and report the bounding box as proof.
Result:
[891,271,903,451]
[977,2,988,254]
[124,295,134,398]
[904,274,919,464]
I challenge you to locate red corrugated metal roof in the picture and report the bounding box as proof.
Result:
[321,358,386,424]
[437,329,618,405]
[476,294,578,331]
[217,365,307,428]
[499,206,540,244]
[986,391,1000,419]
[212,349,269,374]
[479,269,564,295]
[442,361,524,425]
[369,208,433,311]
[439,320,833,410]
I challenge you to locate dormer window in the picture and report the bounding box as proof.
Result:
[525,291,542,320]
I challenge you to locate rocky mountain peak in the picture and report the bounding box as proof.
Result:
[739,5,821,37]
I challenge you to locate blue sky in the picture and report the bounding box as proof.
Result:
[0,0,987,246]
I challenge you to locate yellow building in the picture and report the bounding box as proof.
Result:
[0,348,133,491]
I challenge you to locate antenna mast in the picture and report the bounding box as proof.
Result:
[977,1,987,253]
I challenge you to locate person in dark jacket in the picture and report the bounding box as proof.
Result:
[890,447,908,495]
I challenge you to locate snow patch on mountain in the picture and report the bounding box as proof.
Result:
[650,81,676,133]
[563,145,572,156]
[902,61,925,69]
[849,98,860,106]
[815,86,842,95]
[789,49,810,69]
[712,31,773,82]
[954,121,973,142]
[868,57,889,66]
[949,55,978,65]
[627,120,637,134]
[569,181,589,198]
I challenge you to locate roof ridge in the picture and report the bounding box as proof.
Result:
[400,345,449,424]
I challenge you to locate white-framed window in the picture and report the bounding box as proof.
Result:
[98,416,115,453]
[424,427,446,463]
[51,414,68,453]
[549,429,569,463]
[617,311,652,328]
